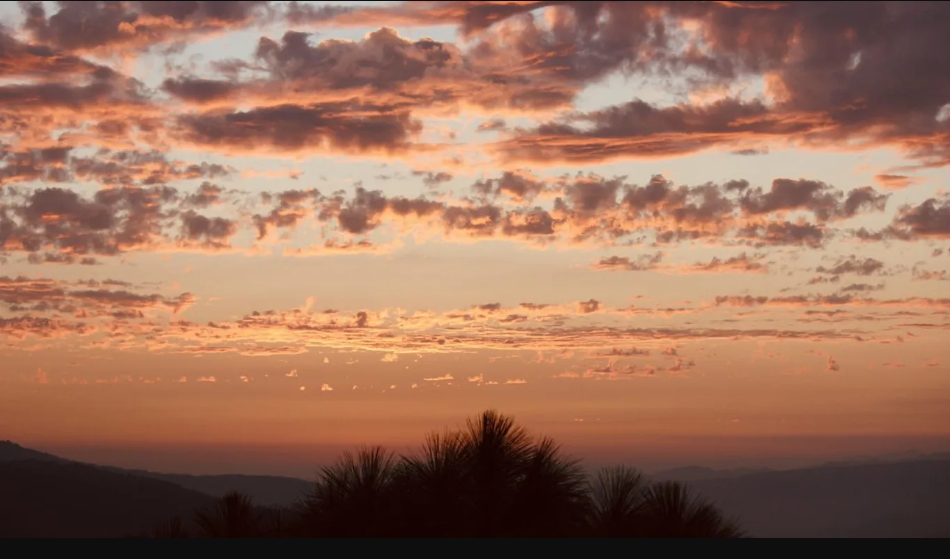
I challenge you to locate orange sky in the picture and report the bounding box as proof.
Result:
[1,1,949,476]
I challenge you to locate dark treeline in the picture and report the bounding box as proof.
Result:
[141,411,744,538]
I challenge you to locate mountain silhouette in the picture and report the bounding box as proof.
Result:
[0,460,215,538]
[4,436,950,538]
[649,466,771,483]
[0,440,68,464]
[0,441,310,508]
[686,460,950,538]
[103,469,311,508]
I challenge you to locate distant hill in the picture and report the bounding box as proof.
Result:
[818,451,950,469]
[688,460,950,538]
[0,460,215,538]
[5,440,950,538]
[0,441,67,464]
[1,441,311,508]
[108,469,312,508]
[650,466,771,483]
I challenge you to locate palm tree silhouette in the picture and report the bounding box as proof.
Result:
[150,516,190,538]
[298,446,399,537]
[461,410,536,536]
[587,466,649,537]
[193,492,261,538]
[161,409,747,538]
[639,481,745,538]
[514,436,589,536]
[395,431,471,536]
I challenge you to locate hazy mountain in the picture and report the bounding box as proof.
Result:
[818,451,950,469]
[1,441,310,508]
[0,441,67,464]
[689,460,950,538]
[0,460,215,538]
[106,469,312,508]
[650,466,772,483]
[5,441,950,537]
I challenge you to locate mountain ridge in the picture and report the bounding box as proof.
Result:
[0,440,311,508]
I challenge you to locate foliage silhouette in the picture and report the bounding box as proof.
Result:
[297,446,400,537]
[147,410,743,538]
[588,466,649,537]
[193,491,262,538]
[150,517,191,538]
[639,481,745,538]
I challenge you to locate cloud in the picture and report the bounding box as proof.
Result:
[816,256,886,276]
[196,376,216,383]
[0,162,909,256]
[736,221,825,248]
[8,292,924,360]
[893,198,950,238]
[874,174,920,190]
[839,283,885,293]
[477,119,507,132]
[912,268,949,282]
[592,253,664,272]
[6,1,950,177]
[321,383,333,391]
[167,24,584,120]
[592,348,651,358]
[578,299,600,314]
[415,171,454,189]
[179,211,238,248]
[0,28,102,78]
[740,180,887,221]
[826,356,841,372]
[423,374,454,382]
[484,2,950,168]
[0,181,234,260]
[172,102,424,157]
[684,253,767,274]
[19,1,273,54]
[381,353,399,362]
[473,171,547,203]
[0,275,194,316]
[495,99,808,164]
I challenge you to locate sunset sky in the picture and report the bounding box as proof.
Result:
[2,0,949,477]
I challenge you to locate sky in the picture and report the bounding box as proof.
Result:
[1,0,949,478]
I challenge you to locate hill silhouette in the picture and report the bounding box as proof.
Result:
[650,466,771,483]
[0,441,68,464]
[0,440,310,508]
[685,460,950,538]
[0,460,215,538]
[105,469,311,508]
[4,422,950,538]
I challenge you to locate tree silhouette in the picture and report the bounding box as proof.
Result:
[193,492,261,538]
[514,436,589,537]
[587,466,649,537]
[639,481,745,538]
[147,410,744,539]
[395,431,471,536]
[151,516,190,538]
[461,410,536,536]
[297,446,399,537]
